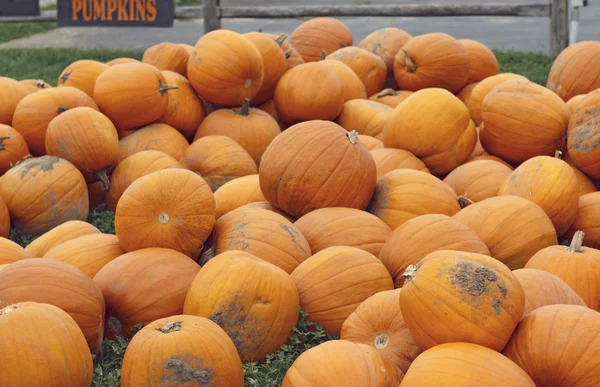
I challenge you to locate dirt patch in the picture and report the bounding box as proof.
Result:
[161,358,213,385]
[18,156,60,178]
[447,261,508,315]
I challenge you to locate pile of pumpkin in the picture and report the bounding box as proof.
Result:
[1,16,600,386]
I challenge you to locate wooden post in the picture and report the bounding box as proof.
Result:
[550,0,569,56]
[204,0,221,34]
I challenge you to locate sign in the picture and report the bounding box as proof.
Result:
[57,0,174,27]
[0,0,40,16]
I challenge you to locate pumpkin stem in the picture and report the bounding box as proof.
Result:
[320,51,327,61]
[36,80,47,88]
[0,136,10,151]
[377,88,398,98]
[555,150,563,159]
[401,49,416,73]
[458,195,474,209]
[403,264,419,283]
[56,106,69,113]
[238,98,250,117]
[566,231,585,252]
[0,305,17,315]
[159,83,179,95]
[346,130,359,144]
[374,333,389,349]
[275,33,287,46]
[59,70,72,85]
[158,212,170,224]
[156,321,183,334]
[285,50,293,59]
[94,169,111,191]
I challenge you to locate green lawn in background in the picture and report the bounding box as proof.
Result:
[0,22,58,44]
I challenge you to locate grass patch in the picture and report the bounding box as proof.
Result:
[494,50,554,86]
[0,22,58,44]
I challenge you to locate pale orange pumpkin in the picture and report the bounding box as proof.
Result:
[326,47,387,96]
[24,220,100,258]
[456,82,478,106]
[370,148,430,180]
[244,32,289,105]
[106,57,139,66]
[321,59,368,101]
[335,99,393,140]
[443,159,513,205]
[368,88,414,108]
[0,238,30,266]
[359,27,413,75]
[57,60,109,97]
[359,135,384,151]
[142,42,190,76]
[19,79,53,93]
[213,174,266,220]
[459,39,500,83]
[118,123,189,163]
[289,17,353,62]
[467,72,528,125]
[0,77,30,126]
[547,41,600,101]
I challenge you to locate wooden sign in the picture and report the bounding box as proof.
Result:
[57,0,174,27]
[0,0,40,16]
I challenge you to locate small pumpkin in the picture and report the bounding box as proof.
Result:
[19,79,53,93]
[359,134,384,150]
[564,192,600,247]
[546,41,600,101]
[326,47,388,96]
[0,238,30,266]
[358,27,413,75]
[566,90,600,179]
[213,174,266,220]
[57,59,109,97]
[368,88,414,108]
[0,124,30,176]
[467,72,528,125]
[24,220,100,258]
[370,148,430,180]
[459,39,500,83]
[289,17,353,62]
[335,99,393,140]
[443,159,513,205]
[118,123,189,163]
[0,77,31,125]
[142,42,190,76]
[244,32,289,105]
[321,59,368,101]
[106,57,139,66]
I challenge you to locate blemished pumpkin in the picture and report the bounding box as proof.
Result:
[118,123,189,163]
[0,124,30,176]
[187,30,264,106]
[467,72,528,125]
[294,207,392,257]
[321,59,368,101]
[456,82,478,106]
[443,159,513,205]
[291,246,394,335]
[459,39,500,83]
[481,80,570,165]
[19,79,53,93]
[289,17,353,62]
[566,93,586,113]
[368,169,461,230]
[503,304,600,387]
[282,340,402,387]
[453,195,558,269]
[564,192,600,248]
[194,99,281,166]
[0,238,30,265]
[400,250,525,351]
[259,121,377,218]
[213,174,266,220]
[359,134,384,150]
[45,107,119,190]
[142,42,190,76]
[379,214,490,287]
[25,220,100,258]
[115,169,215,257]
[383,88,477,176]
[358,27,413,75]
[512,268,586,315]
[567,90,600,179]
[368,88,414,108]
[121,315,244,387]
[0,77,31,125]
[93,62,177,132]
[370,148,430,180]
[340,289,422,374]
[0,302,93,387]
[265,33,305,68]
[57,60,109,97]
[12,86,99,156]
[180,135,257,192]
[184,251,300,362]
[335,99,393,140]
[244,32,289,105]
[402,343,535,387]
[393,33,469,93]
[106,57,139,66]
[326,47,388,96]
[546,41,600,101]
[0,258,105,353]
[93,248,200,339]
[0,156,89,236]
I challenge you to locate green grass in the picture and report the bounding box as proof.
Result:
[0,22,58,44]
[494,50,554,86]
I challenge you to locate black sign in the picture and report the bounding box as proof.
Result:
[57,0,174,27]
[0,0,40,16]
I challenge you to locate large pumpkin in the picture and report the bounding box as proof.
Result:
[321,59,368,101]
[19,79,53,93]
[326,47,388,96]
[358,27,413,75]
[567,90,600,179]
[244,32,288,105]
[213,174,266,220]
[141,42,190,76]
[289,17,353,62]
[546,41,600,101]
[0,156,89,236]
[0,124,30,176]
[564,192,600,247]
[0,77,31,125]
[335,99,393,140]
[24,220,100,258]
[57,59,109,97]
[368,88,414,108]
[467,72,528,125]
[459,39,499,83]
[371,148,430,180]
[0,238,30,266]
[118,122,189,163]
[443,159,513,204]
[259,121,376,218]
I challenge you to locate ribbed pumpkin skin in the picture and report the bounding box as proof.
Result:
[213,174,266,220]
[383,88,477,176]
[335,99,393,140]
[326,47,388,96]
[260,120,377,218]
[142,42,190,76]
[184,251,300,362]
[321,60,368,101]
[481,81,570,165]
[121,315,244,387]
[467,73,528,125]
[291,246,394,335]
[565,192,600,247]
[459,39,500,83]
[456,82,478,106]
[289,17,353,62]
[368,169,461,230]
[359,134,384,150]
[359,27,413,75]
[57,59,109,97]
[340,289,421,374]
[25,220,100,258]
[244,32,288,105]
[547,41,600,101]
[239,201,296,223]
[0,77,31,125]
[379,214,490,287]
[106,57,139,66]
[512,268,586,315]
[443,159,513,204]
[402,343,535,387]
[0,124,29,176]
[0,238,30,265]
[19,79,53,93]
[188,30,264,106]
[12,86,99,156]
[0,156,89,236]
[0,258,105,353]
[393,33,469,93]
[93,248,200,339]
[503,304,600,387]
[0,302,93,387]
[284,340,401,386]
[371,148,430,180]
[566,93,586,113]
[369,89,414,108]
[400,250,525,351]
[567,90,600,179]
[118,123,189,163]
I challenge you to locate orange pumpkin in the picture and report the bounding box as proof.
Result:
[567,90,600,179]
[257,99,287,131]
[118,123,189,163]
[289,17,353,62]
[546,41,600,101]
[359,27,413,75]
[238,201,295,223]
[359,134,384,151]
[265,33,304,68]
[335,99,393,140]
[106,57,139,66]
[115,169,215,257]
[0,124,30,176]
[57,59,109,97]
[213,174,266,220]
[321,59,368,101]
[0,77,31,125]
[142,42,190,76]
[368,88,414,108]
[326,47,388,96]
[24,220,100,258]
[19,79,53,93]
[564,192,600,247]
[459,39,499,83]
[566,93,586,113]
[0,238,30,265]
[244,32,288,105]
[456,82,478,106]
[467,72,528,125]
[371,148,430,180]
[443,159,513,204]
[465,126,487,161]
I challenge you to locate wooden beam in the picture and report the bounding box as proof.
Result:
[203,0,221,34]
[549,0,569,56]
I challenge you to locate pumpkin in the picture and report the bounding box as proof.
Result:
[294,207,392,257]
[335,99,393,140]
[273,61,344,125]
[393,33,469,93]
[326,47,388,96]
[291,246,393,335]
[358,27,413,75]
[0,156,89,236]
[321,59,368,101]
[368,169,461,230]
[93,247,200,339]
[93,62,177,132]
[188,30,264,106]
[180,135,257,192]
[371,148,430,180]
[340,289,421,374]
[0,124,30,176]
[106,57,139,66]
[498,154,579,235]
[459,39,499,83]
[44,234,125,278]
[465,126,487,161]
[142,42,190,76]
[244,32,289,105]
[121,315,244,387]
[12,86,98,156]
[0,238,30,265]
[0,302,93,387]
[564,193,600,247]
[0,258,105,353]
[467,73,528,125]
[566,93,586,113]
[19,79,53,93]
[0,77,30,125]
[547,41,600,101]
[194,99,281,166]
[453,195,558,269]
[107,150,182,211]
[45,107,119,189]
[259,121,376,218]
[383,88,477,176]
[567,90,600,179]
[156,70,206,141]
[118,123,189,163]
[480,80,570,165]
[265,33,304,68]
[456,82,478,106]
[283,340,402,387]
[213,174,266,220]
[503,304,600,386]
[379,214,490,287]
[512,268,586,315]
[87,181,106,210]
[526,231,600,311]
[359,135,384,150]
[239,201,296,223]
[443,159,513,205]
[257,99,286,131]
[184,251,299,362]
[57,59,109,97]
[402,343,535,387]
[25,220,100,258]
[368,88,414,108]
[289,17,353,62]
[0,198,8,238]
[115,169,215,257]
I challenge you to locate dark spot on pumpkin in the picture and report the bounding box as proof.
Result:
[447,262,498,297]
[497,283,508,297]
[161,358,213,385]
[17,156,60,178]
[492,299,502,314]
